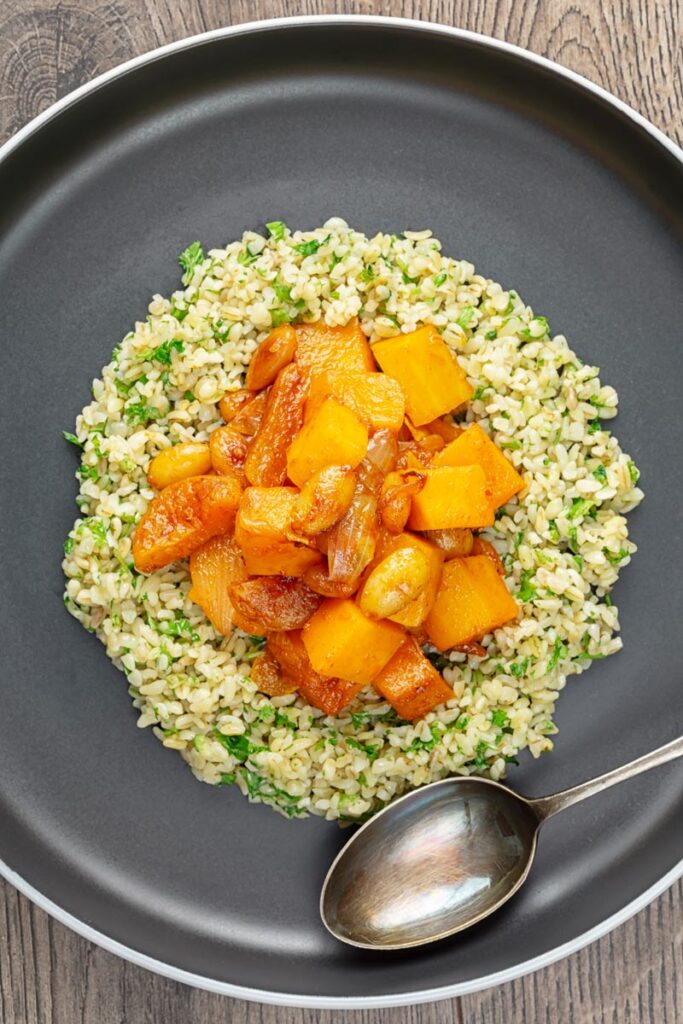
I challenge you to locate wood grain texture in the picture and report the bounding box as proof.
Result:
[0,1,680,1021]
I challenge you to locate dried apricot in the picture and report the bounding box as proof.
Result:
[245,325,297,391]
[229,576,321,631]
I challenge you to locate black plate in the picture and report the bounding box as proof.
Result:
[0,17,681,1008]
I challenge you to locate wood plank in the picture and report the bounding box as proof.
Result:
[0,1,680,1022]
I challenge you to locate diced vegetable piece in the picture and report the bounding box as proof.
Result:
[327,489,379,584]
[286,398,368,488]
[302,599,405,683]
[408,465,494,530]
[373,637,453,720]
[306,371,405,432]
[234,486,322,576]
[379,469,426,533]
[432,423,524,508]
[425,528,474,559]
[377,533,444,628]
[188,534,247,634]
[209,425,249,480]
[358,546,431,619]
[268,630,364,715]
[251,651,298,696]
[132,475,242,573]
[229,576,321,631]
[147,442,212,490]
[294,317,375,377]
[290,465,356,536]
[219,388,254,422]
[424,555,518,649]
[245,364,306,486]
[372,325,473,425]
[245,324,297,391]
[229,389,269,436]
[471,535,505,575]
[302,563,359,598]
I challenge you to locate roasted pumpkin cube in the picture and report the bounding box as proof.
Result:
[371,325,473,425]
[373,637,453,720]
[295,317,375,377]
[408,465,494,530]
[432,423,524,508]
[306,371,405,433]
[374,533,445,628]
[286,398,368,488]
[268,630,364,715]
[302,599,405,683]
[229,576,320,631]
[188,534,247,634]
[245,363,306,486]
[234,486,322,576]
[132,474,242,574]
[425,555,518,649]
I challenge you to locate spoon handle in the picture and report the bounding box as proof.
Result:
[528,734,683,821]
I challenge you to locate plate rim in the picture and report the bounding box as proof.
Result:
[1,13,681,1009]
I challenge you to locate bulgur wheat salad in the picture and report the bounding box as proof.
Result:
[62,219,643,821]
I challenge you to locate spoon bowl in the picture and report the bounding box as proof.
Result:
[321,777,541,949]
[321,735,683,950]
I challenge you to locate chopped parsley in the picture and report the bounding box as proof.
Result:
[603,546,629,565]
[474,740,490,768]
[587,417,603,434]
[567,497,594,520]
[448,714,470,732]
[547,637,568,671]
[456,306,475,329]
[627,459,640,485]
[150,613,199,642]
[592,465,608,484]
[146,337,184,366]
[499,439,522,451]
[433,271,447,287]
[63,536,74,555]
[423,647,451,672]
[508,659,528,679]
[358,264,375,283]
[79,517,108,548]
[491,709,510,728]
[265,220,287,240]
[294,238,322,257]
[124,403,162,427]
[63,431,83,448]
[485,329,497,340]
[213,730,267,762]
[408,724,442,752]
[517,570,537,602]
[178,241,205,283]
[346,737,379,760]
[472,385,491,401]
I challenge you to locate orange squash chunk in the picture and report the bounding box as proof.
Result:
[306,371,405,432]
[424,555,518,650]
[373,637,453,720]
[432,423,524,508]
[303,599,405,684]
[372,325,473,425]
[286,398,368,488]
[376,533,445,628]
[268,630,363,715]
[408,465,494,530]
[245,324,297,391]
[245,364,306,486]
[188,534,247,634]
[294,317,375,378]
[229,576,321,631]
[234,486,321,577]
[148,442,212,490]
[132,474,242,574]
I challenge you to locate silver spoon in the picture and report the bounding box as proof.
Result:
[321,734,683,950]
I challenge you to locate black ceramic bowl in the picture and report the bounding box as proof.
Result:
[0,16,681,1009]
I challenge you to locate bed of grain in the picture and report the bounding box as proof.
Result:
[62,219,643,820]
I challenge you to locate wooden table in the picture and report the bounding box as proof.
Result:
[0,2,680,1020]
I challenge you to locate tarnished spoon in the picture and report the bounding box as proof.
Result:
[321,735,683,949]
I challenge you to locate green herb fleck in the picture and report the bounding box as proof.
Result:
[294,239,321,257]
[63,431,83,448]
[587,418,603,434]
[124,403,162,427]
[266,220,287,240]
[472,385,491,401]
[178,241,205,283]
[491,709,510,728]
[603,546,629,565]
[567,497,594,520]
[592,465,608,484]
[408,724,442,753]
[499,439,522,451]
[517,570,537,603]
[508,659,528,679]
[627,459,640,485]
[456,306,475,329]
[346,737,379,760]
[63,537,74,555]
[547,637,567,671]
[433,272,447,287]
